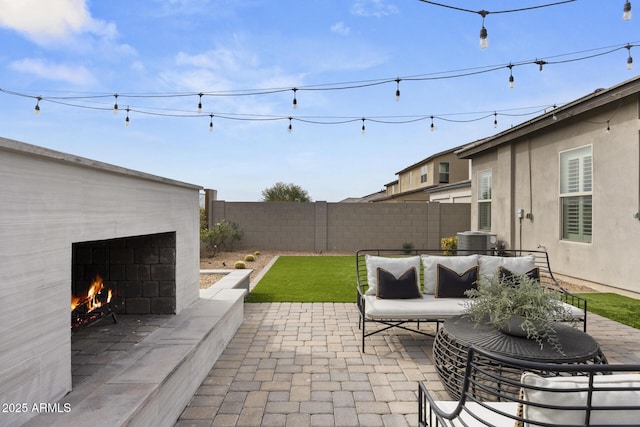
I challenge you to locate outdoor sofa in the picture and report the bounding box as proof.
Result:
[356,248,587,352]
[418,346,640,426]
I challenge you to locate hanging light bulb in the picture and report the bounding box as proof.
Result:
[288,117,293,133]
[493,112,498,128]
[34,97,41,115]
[209,114,214,132]
[479,12,489,49]
[197,93,203,113]
[113,94,119,114]
[430,116,436,132]
[361,118,366,135]
[623,1,632,20]
[395,78,401,101]
[292,88,298,109]
[627,44,634,70]
[535,59,547,72]
[125,107,130,126]
[508,64,515,89]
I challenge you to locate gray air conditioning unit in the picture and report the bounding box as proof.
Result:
[456,231,497,255]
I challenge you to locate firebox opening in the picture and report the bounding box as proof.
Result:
[72,232,177,321]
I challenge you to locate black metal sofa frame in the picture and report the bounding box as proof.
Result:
[418,346,640,426]
[356,248,588,352]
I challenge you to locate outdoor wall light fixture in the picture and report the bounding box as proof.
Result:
[624,1,632,20]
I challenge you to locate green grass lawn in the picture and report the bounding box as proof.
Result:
[577,293,640,329]
[245,256,355,303]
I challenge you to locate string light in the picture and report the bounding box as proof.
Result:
[395,78,401,101]
[624,1,632,20]
[626,44,634,69]
[209,114,214,132]
[125,107,130,126]
[197,93,203,113]
[430,116,436,132]
[493,112,498,128]
[361,118,366,135]
[535,59,547,71]
[288,117,293,133]
[113,94,119,114]
[34,97,41,115]
[479,12,489,49]
[292,88,298,109]
[508,64,515,88]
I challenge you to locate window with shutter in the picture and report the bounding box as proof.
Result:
[560,146,592,243]
[477,170,492,231]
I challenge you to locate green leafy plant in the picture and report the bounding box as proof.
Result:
[200,219,245,256]
[402,242,414,254]
[464,273,573,353]
[441,236,457,255]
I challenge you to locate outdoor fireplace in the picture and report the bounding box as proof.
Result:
[72,232,177,324]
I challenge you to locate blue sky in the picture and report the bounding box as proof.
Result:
[0,0,638,201]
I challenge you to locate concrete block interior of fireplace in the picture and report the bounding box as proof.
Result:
[0,137,244,426]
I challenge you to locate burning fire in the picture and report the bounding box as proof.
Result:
[70,274,113,312]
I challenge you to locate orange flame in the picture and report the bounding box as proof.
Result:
[70,275,112,312]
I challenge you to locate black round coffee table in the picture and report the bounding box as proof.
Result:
[433,315,608,400]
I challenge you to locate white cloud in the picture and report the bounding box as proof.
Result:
[0,0,117,46]
[351,0,399,17]
[330,21,350,36]
[9,58,96,85]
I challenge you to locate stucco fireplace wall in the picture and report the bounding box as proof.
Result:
[0,137,201,426]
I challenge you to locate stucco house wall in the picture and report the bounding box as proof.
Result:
[459,78,640,295]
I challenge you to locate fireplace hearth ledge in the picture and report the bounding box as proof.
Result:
[24,287,246,427]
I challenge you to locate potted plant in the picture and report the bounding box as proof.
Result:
[463,272,573,354]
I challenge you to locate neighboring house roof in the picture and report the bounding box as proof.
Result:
[424,180,471,193]
[384,179,399,187]
[395,143,468,175]
[456,75,640,158]
[340,190,386,203]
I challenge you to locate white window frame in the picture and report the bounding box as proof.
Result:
[477,169,492,231]
[420,165,428,183]
[559,145,592,243]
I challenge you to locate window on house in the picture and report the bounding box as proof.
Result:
[439,162,450,184]
[420,165,428,183]
[478,170,492,231]
[560,146,592,243]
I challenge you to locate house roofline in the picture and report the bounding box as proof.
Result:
[395,143,468,174]
[455,75,640,158]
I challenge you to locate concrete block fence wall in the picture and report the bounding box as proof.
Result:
[209,199,470,253]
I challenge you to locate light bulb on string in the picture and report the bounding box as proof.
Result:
[430,116,436,132]
[535,60,547,72]
[493,112,498,128]
[508,64,515,89]
[125,107,130,127]
[624,1,632,20]
[361,118,366,135]
[626,44,634,70]
[288,117,293,133]
[209,114,214,132]
[479,11,489,49]
[34,97,41,115]
[395,78,401,101]
[113,94,119,114]
[292,88,298,109]
[197,93,203,113]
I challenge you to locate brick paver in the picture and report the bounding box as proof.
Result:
[175,303,640,427]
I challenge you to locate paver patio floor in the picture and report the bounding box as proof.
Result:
[175,302,640,427]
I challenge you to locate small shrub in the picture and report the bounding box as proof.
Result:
[441,236,457,256]
[402,242,414,254]
[234,261,246,269]
[254,250,261,256]
[245,254,255,262]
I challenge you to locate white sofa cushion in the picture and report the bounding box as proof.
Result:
[521,372,640,425]
[421,255,478,294]
[364,255,420,296]
[478,255,535,279]
[364,293,466,320]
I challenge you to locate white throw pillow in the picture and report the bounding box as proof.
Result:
[521,372,640,425]
[478,255,535,279]
[364,255,421,296]
[421,255,478,295]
